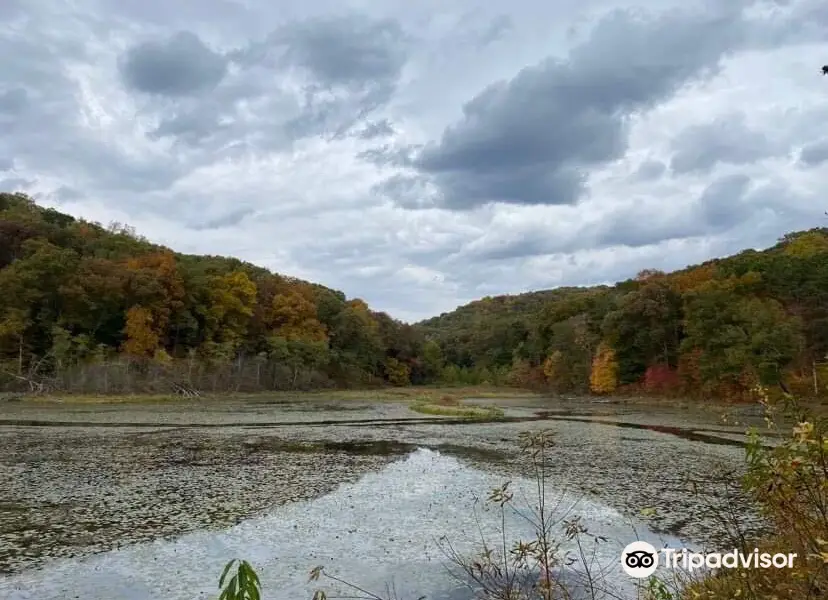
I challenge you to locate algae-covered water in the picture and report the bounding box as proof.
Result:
[0,396,767,599]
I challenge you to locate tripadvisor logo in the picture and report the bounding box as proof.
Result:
[621,541,798,578]
[621,541,659,578]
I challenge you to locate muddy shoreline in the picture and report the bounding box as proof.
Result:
[0,395,769,576]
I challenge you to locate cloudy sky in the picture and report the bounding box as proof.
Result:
[1,0,827,321]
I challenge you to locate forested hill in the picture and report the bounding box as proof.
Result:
[418,229,828,400]
[2,191,828,400]
[0,192,428,393]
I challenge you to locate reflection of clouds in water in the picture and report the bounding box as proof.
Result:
[0,449,681,600]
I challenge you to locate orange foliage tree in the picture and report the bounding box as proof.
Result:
[122,306,159,358]
[268,287,327,342]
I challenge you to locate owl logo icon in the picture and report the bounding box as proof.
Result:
[621,541,658,578]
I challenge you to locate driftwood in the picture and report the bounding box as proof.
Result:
[1,370,46,394]
[171,381,201,398]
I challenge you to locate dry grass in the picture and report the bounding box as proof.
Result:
[27,393,187,404]
[19,385,538,405]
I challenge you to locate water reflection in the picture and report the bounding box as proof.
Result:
[0,449,684,600]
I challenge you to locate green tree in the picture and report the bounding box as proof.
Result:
[329,299,384,378]
[682,282,802,390]
[421,339,444,380]
[602,278,682,385]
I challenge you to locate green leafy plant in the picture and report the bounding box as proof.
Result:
[218,559,262,600]
[645,576,674,600]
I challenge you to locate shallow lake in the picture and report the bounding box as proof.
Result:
[0,396,769,599]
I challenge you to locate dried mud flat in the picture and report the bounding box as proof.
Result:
[0,396,767,576]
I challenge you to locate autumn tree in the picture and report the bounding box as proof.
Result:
[124,251,185,346]
[122,306,160,358]
[201,270,257,355]
[383,357,411,386]
[268,287,327,342]
[781,231,828,258]
[589,342,619,394]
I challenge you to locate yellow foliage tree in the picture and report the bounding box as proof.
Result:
[668,264,716,294]
[383,357,411,386]
[589,342,618,394]
[543,350,566,389]
[122,305,159,357]
[204,270,257,350]
[269,288,327,342]
[124,251,185,335]
[782,232,828,258]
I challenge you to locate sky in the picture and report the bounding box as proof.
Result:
[1,0,827,322]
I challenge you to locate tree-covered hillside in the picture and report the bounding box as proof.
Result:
[0,193,430,392]
[2,191,827,400]
[419,230,828,400]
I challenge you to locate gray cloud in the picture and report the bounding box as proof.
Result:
[0,20,185,196]
[0,0,22,21]
[594,208,703,250]
[0,88,28,114]
[372,174,436,209]
[53,186,83,202]
[148,110,227,144]
[0,157,12,171]
[275,15,408,90]
[399,6,745,210]
[798,138,828,167]
[356,119,395,140]
[468,172,769,261]
[119,31,228,96]
[278,16,409,139]
[358,145,416,168]
[670,114,777,173]
[697,173,752,227]
[634,160,666,180]
[475,236,550,261]
[0,177,34,191]
[477,15,513,47]
[575,174,754,251]
[220,14,410,142]
[189,208,257,231]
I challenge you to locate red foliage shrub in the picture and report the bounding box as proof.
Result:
[642,364,680,394]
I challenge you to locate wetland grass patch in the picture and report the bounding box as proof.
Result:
[408,394,505,419]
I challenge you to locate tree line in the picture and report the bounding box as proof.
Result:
[0,193,440,393]
[2,191,827,399]
[420,231,828,400]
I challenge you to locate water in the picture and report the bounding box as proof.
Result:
[0,449,686,600]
